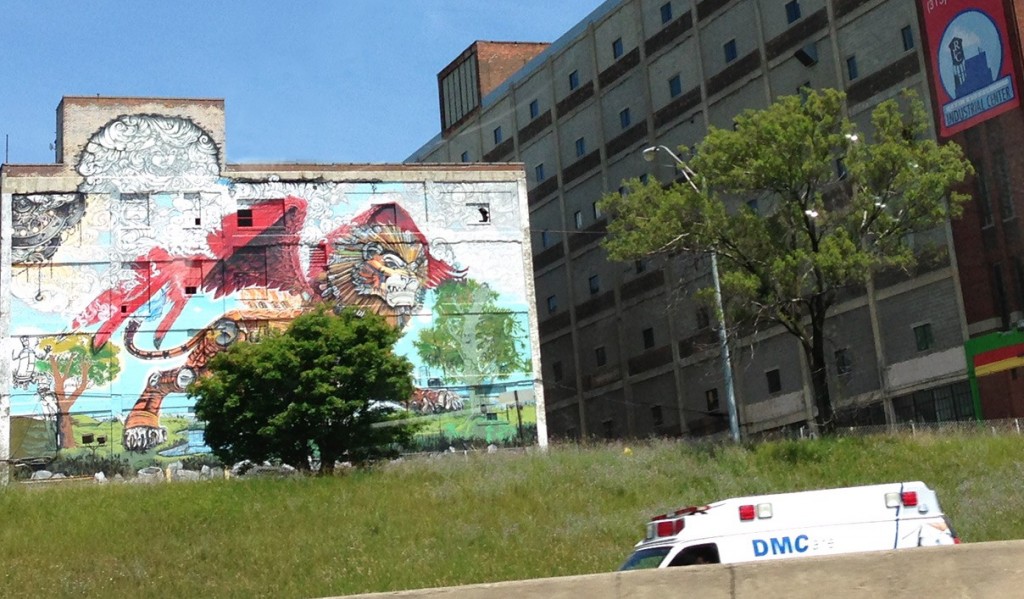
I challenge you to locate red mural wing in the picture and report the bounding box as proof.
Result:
[71,247,192,348]
[74,196,312,348]
[204,196,312,298]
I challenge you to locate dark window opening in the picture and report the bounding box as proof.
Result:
[669,74,682,98]
[553,361,564,382]
[766,368,782,394]
[612,37,624,59]
[705,388,719,412]
[785,0,801,23]
[651,405,664,427]
[846,55,859,80]
[642,327,655,349]
[901,26,914,51]
[529,99,540,119]
[595,346,607,366]
[588,274,600,294]
[835,348,853,376]
[660,2,672,24]
[237,208,254,228]
[913,323,934,351]
[724,39,737,63]
[569,70,580,90]
[892,381,973,423]
[696,307,710,329]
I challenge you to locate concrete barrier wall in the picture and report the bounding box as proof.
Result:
[334,540,1024,599]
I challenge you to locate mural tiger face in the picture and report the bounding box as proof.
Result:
[320,224,429,328]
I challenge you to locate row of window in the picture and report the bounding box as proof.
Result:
[572,380,972,440]
[462,11,917,182]
[461,1,678,162]
[846,26,915,81]
[544,258,648,314]
[547,323,938,394]
[538,203,604,249]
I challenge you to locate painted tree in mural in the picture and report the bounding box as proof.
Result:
[599,89,973,433]
[192,307,418,473]
[414,279,529,387]
[35,335,122,449]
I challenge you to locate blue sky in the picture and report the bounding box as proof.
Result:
[2,0,600,165]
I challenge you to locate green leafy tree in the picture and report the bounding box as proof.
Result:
[190,306,417,473]
[36,335,121,449]
[599,89,973,433]
[414,279,529,386]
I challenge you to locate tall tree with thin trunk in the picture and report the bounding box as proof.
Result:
[599,89,973,433]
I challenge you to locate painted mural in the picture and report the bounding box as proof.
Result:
[6,114,537,465]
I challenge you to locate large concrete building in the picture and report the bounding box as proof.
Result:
[409,0,1023,439]
[1,97,545,465]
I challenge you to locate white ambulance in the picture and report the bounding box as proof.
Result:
[619,481,959,570]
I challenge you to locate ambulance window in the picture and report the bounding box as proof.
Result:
[668,543,721,567]
[619,547,672,571]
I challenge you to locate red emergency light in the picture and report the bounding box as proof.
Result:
[738,503,772,521]
[885,490,921,508]
[656,518,685,537]
[646,516,686,539]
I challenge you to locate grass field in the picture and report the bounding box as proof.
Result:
[2,432,1023,598]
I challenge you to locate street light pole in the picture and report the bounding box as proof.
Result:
[642,145,740,443]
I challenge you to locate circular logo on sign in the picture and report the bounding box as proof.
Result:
[938,9,1002,100]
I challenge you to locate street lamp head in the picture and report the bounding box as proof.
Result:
[641,146,658,162]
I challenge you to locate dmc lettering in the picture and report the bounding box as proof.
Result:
[753,535,810,557]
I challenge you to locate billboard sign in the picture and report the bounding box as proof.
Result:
[921,0,1019,136]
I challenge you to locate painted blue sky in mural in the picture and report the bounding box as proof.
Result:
[1,0,598,165]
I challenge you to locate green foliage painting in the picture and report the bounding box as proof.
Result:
[414,279,529,386]
[35,335,122,449]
